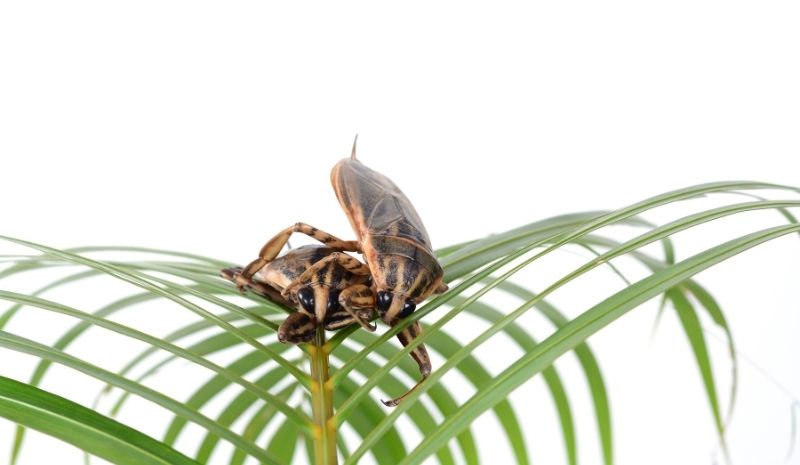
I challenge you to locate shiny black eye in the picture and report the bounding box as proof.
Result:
[377,291,392,313]
[398,300,416,319]
[297,287,315,313]
[327,289,342,312]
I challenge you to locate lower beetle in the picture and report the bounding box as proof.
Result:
[231,138,447,405]
[223,243,432,405]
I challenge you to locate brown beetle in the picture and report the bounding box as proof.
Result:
[330,140,449,323]
[234,138,448,405]
[224,243,434,405]
[222,244,376,344]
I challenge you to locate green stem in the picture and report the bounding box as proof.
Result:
[310,327,338,465]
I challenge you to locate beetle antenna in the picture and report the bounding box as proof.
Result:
[350,134,359,160]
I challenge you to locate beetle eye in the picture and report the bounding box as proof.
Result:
[297,288,315,313]
[398,300,416,319]
[327,289,342,312]
[377,291,392,313]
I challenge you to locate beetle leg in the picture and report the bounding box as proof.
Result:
[283,253,370,295]
[338,284,377,332]
[237,223,361,290]
[323,305,374,331]
[381,320,431,407]
[277,311,317,344]
[322,310,359,331]
[220,267,294,308]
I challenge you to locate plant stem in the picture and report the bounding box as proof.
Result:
[310,327,338,465]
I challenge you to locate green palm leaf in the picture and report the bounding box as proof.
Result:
[396,224,800,464]
[0,181,797,465]
[0,376,200,465]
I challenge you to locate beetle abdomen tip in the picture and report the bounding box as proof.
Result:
[351,134,359,160]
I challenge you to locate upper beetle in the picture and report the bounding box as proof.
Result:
[330,138,448,327]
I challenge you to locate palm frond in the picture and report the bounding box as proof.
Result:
[0,376,200,465]
[0,181,797,465]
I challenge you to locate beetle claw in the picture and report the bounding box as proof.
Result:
[350,316,377,332]
[380,375,427,407]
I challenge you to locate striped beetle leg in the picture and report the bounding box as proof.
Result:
[382,320,431,406]
[338,284,432,406]
[236,222,361,291]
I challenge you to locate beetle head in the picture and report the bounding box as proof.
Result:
[293,286,342,323]
[376,290,416,323]
[276,285,346,344]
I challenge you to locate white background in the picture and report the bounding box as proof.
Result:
[1,2,799,465]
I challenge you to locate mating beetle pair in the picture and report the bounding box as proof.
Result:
[222,139,447,406]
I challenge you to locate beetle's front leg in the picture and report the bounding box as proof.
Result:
[237,223,361,290]
[277,310,317,344]
[382,319,432,407]
[337,284,377,332]
[337,284,433,406]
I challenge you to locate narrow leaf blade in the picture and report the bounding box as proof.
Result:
[0,375,200,465]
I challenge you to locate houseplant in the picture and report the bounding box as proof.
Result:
[1,180,798,464]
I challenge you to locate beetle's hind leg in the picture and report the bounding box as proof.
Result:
[237,223,361,290]
[381,320,431,407]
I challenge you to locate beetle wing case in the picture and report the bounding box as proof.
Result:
[331,158,433,248]
[331,158,444,299]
